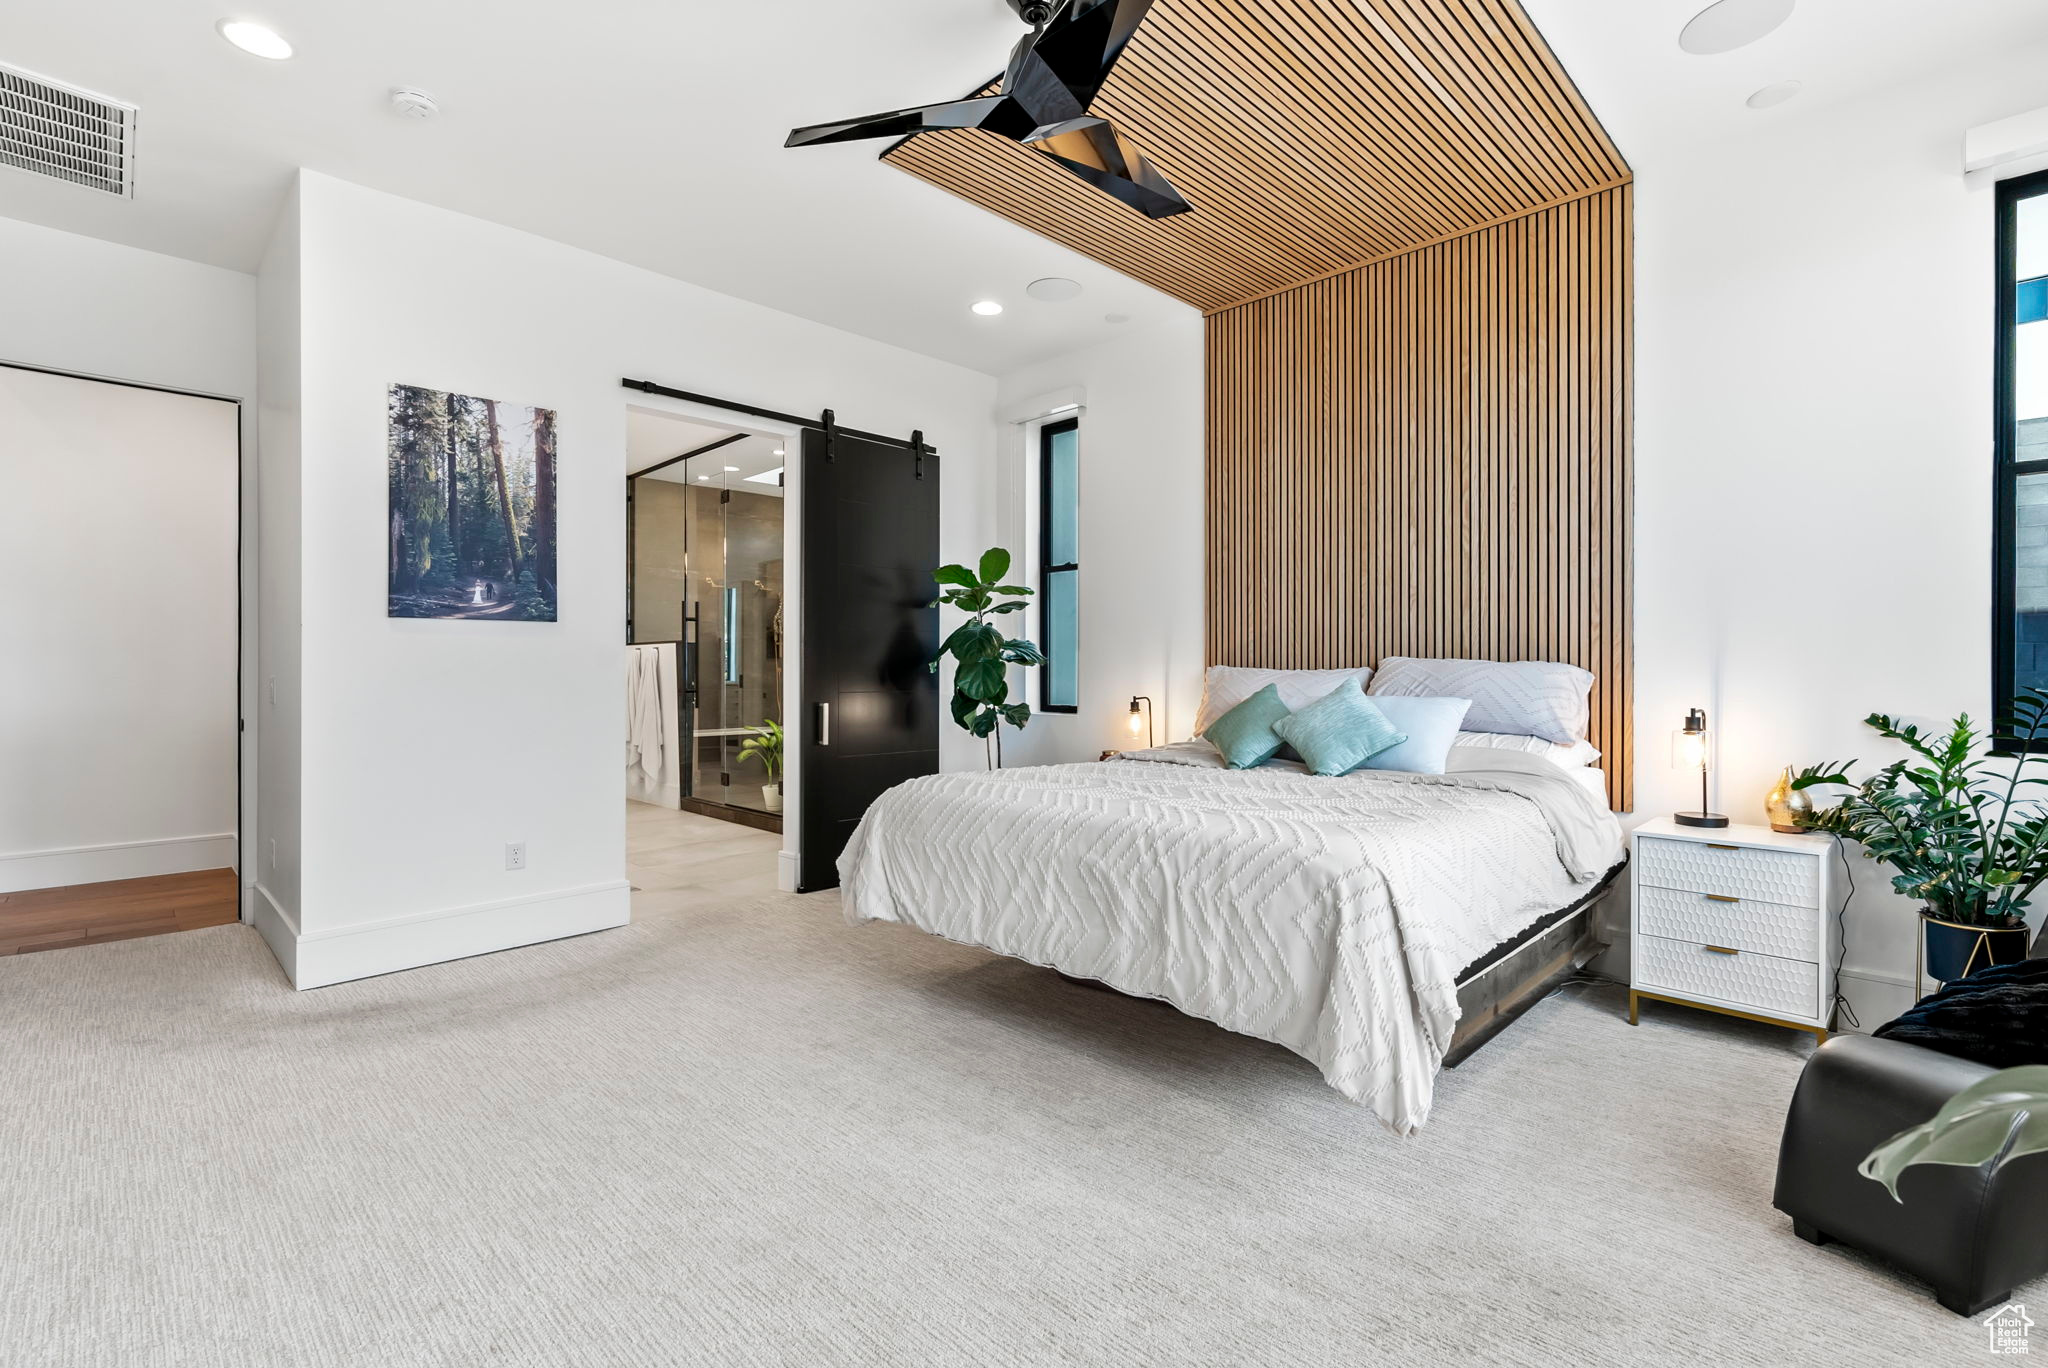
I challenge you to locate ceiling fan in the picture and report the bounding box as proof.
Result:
[784,0,1192,220]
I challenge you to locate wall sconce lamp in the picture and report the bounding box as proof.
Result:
[1127,695,1155,749]
[1671,706,1728,829]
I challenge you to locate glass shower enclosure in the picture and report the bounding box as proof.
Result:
[628,439,785,822]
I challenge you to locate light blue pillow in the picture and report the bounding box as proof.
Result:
[1270,681,1407,776]
[1204,683,1294,769]
[1359,696,1474,775]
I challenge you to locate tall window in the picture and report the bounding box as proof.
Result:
[1996,169,2048,728]
[1039,417,1080,713]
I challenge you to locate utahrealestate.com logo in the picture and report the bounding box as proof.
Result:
[1985,1303,2034,1355]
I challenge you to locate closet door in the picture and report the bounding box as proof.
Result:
[797,428,939,892]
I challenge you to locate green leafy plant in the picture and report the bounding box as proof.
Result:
[736,719,782,783]
[1798,689,2048,927]
[931,547,1041,763]
[1864,1065,2048,1200]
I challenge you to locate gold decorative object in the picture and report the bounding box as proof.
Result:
[1765,767,1814,834]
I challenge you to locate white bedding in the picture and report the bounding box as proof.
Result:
[838,742,1624,1134]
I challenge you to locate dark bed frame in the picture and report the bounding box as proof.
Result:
[1056,859,1629,1070]
[1441,861,1626,1067]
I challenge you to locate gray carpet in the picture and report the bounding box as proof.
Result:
[0,882,2021,1366]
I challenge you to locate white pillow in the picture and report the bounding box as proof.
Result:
[1195,665,1373,737]
[1369,657,1593,745]
[1454,730,1601,767]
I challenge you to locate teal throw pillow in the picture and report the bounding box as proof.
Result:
[1271,681,1408,776]
[1204,683,1293,769]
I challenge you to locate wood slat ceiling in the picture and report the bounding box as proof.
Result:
[884,0,1629,313]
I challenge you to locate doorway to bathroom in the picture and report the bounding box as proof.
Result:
[627,407,786,834]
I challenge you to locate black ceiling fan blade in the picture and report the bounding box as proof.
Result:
[1027,118,1191,218]
[1026,0,1157,111]
[785,95,1013,148]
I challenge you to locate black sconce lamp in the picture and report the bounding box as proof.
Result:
[1127,696,1155,750]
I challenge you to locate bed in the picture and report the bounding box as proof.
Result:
[838,739,1626,1134]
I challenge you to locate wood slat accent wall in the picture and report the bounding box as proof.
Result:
[884,0,1628,313]
[1206,185,1634,808]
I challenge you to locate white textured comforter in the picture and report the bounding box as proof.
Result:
[837,743,1625,1134]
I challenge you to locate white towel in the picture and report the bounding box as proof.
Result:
[629,647,665,784]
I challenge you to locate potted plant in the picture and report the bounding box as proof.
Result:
[737,719,783,813]
[930,547,1041,769]
[1798,689,2048,984]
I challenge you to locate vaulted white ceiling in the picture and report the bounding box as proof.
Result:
[1524,0,2048,160]
[0,0,1187,376]
[3,0,2046,379]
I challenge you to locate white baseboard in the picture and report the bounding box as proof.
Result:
[0,833,237,894]
[250,883,299,984]
[276,880,632,990]
[777,850,800,893]
[1837,966,1916,1034]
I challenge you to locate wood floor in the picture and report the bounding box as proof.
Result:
[0,868,240,957]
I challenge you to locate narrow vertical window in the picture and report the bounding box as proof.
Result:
[1039,417,1080,713]
[1996,170,2048,729]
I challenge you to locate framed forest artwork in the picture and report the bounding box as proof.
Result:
[387,383,558,621]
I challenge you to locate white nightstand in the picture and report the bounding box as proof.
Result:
[1628,817,1838,1042]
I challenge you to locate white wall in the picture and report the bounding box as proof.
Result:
[992,314,1205,767]
[1630,54,2048,1023]
[259,171,997,988]
[0,368,238,891]
[0,216,258,901]
[253,183,303,978]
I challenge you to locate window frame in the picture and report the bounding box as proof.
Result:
[1994,168,2048,748]
[1037,415,1080,715]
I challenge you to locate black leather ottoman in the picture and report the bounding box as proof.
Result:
[1774,1033,2048,1315]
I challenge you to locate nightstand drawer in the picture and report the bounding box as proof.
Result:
[1635,884,1817,962]
[1636,934,1818,1020]
[1637,836,1820,908]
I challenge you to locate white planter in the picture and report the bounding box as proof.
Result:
[762,782,782,814]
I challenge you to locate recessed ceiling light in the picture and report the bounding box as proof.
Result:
[773,447,785,457]
[1678,0,1794,56]
[1026,277,1082,302]
[745,467,785,486]
[723,465,739,471]
[971,300,1003,316]
[697,475,710,481]
[217,18,293,60]
[1746,80,1803,110]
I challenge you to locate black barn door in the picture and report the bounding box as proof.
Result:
[798,426,940,891]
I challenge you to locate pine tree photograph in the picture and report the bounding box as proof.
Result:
[387,383,558,621]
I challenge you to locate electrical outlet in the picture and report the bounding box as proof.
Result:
[267,676,277,706]
[505,842,527,871]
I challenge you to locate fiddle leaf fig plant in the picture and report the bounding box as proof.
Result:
[1863,1065,2048,1201]
[931,547,1041,759]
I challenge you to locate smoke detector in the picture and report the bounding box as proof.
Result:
[389,87,439,120]
[0,62,138,198]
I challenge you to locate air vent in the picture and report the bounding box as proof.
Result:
[0,63,136,197]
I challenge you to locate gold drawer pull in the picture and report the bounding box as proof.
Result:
[1705,843,1740,851]
[1703,944,1740,956]
[1704,894,1741,904]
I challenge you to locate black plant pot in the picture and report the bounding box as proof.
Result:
[1922,912,2032,984]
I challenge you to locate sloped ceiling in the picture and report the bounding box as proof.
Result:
[885,0,1629,313]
